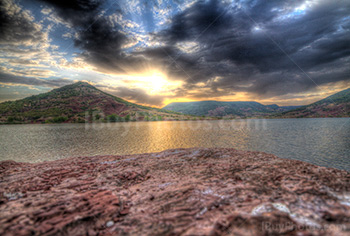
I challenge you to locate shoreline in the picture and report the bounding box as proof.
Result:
[1,116,349,125]
[1,148,349,235]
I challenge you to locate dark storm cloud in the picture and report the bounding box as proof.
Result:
[0,0,45,45]
[159,0,235,42]
[33,0,350,101]
[159,0,348,71]
[143,0,350,97]
[5,0,348,105]
[37,0,147,74]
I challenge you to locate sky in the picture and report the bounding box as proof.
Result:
[0,0,349,107]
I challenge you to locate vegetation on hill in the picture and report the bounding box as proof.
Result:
[1,82,348,123]
[163,101,299,118]
[274,88,350,118]
[0,82,198,124]
[164,88,350,118]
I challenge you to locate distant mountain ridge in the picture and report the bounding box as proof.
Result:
[0,82,192,124]
[1,82,348,123]
[163,101,299,117]
[275,88,350,118]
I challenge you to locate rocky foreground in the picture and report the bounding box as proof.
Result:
[0,148,350,235]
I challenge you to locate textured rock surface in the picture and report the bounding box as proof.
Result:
[1,148,350,235]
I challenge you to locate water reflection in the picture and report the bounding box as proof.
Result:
[0,118,349,171]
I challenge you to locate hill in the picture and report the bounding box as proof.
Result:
[0,82,195,124]
[163,101,299,117]
[275,88,350,118]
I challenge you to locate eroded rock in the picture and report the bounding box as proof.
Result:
[0,148,349,235]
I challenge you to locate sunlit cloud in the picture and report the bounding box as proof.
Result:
[101,70,183,96]
[0,0,349,107]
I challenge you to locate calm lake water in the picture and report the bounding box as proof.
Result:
[1,118,349,171]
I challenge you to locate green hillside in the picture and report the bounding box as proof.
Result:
[163,101,298,117]
[275,88,350,118]
[0,82,193,124]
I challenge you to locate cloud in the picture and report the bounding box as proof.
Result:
[37,0,150,75]
[1,0,349,105]
[0,70,72,88]
[0,0,69,81]
[140,0,350,99]
[96,84,168,107]
[0,0,46,46]
[36,0,350,103]
[1,66,56,78]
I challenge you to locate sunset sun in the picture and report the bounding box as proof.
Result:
[145,71,169,94]
[146,71,182,95]
[117,70,183,96]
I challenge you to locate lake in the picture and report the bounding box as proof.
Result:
[1,118,349,171]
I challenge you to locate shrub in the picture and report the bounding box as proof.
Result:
[52,116,68,123]
[107,114,121,122]
[107,114,117,122]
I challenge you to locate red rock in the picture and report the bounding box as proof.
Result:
[0,148,349,235]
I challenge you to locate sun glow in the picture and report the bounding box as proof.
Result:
[146,72,172,94]
[115,70,182,95]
